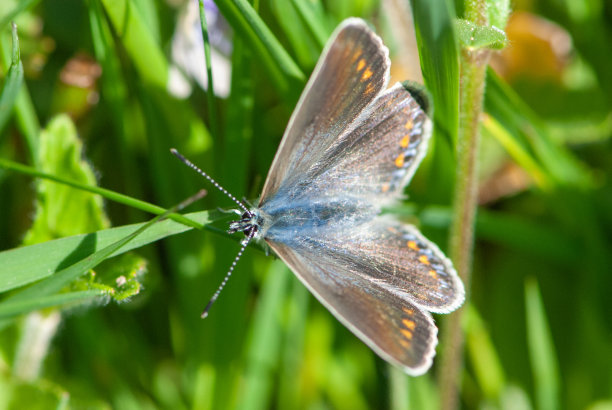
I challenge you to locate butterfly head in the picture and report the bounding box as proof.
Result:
[228,209,264,240]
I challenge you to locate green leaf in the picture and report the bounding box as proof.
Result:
[236,261,290,410]
[455,19,508,50]
[525,278,561,410]
[78,253,147,302]
[270,0,325,69]
[0,23,23,133]
[486,0,511,30]
[0,195,207,318]
[465,304,506,399]
[410,0,459,146]
[99,0,168,89]
[0,210,210,293]
[22,114,110,245]
[214,0,305,101]
[485,70,593,188]
[0,157,204,229]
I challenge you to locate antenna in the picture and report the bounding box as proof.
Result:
[170,148,254,319]
[170,148,249,213]
[201,228,256,318]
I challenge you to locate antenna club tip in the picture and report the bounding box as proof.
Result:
[170,148,178,155]
[201,311,209,319]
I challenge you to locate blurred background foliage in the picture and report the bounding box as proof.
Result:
[0,0,611,409]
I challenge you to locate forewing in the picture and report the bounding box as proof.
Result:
[259,18,389,204]
[301,82,432,204]
[269,241,438,375]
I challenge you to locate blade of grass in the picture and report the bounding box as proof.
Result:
[99,0,168,89]
[482,114,552,190]
[0,23,22,133]
[464,304,506,400]
[0,290,105,319]
[525,278,561,410]
[0,0,40,31]
[409,0,459,146]
[0,210,211,293]
[485,69,592,187]
[198,0,219,142]
[0,190,207,318]
[214,0,305,101]
[0,157,202,229]
[235,261,290,410]
[288,0,329,49]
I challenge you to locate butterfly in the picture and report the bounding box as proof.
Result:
[173,17,464,375]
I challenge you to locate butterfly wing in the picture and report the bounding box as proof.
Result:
[269,240,438,375]
[294,82,432,206]
[266,217,464,373]
[260,18,390,204]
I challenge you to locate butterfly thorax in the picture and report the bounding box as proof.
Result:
[257,196,378,244]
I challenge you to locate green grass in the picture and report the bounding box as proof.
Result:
[1,0,611,408]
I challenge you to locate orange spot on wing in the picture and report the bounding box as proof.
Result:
[400,135,410,148]
[428,269,438,279]
[362,67,373,80]
[364,82,375,94]
[357,58,366,71]
[400,328,414,340]
[394,153,405,168]
[419,255,430,265]
[402,307,414,315]
[404,118,414,129]
[381,183,390,193]
[399,339,411,348]
[402,319,416,330]
[407,240,419,250]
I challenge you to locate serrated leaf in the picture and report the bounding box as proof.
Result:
[80,253,147,302]
[455,19,508,50]
[22,114,110,245]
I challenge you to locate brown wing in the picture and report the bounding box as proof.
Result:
[296,82,432,205]
[269,240,438,375]
[259,18,389,204]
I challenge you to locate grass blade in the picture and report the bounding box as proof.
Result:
[525,278,561,410]
[0,23,23,133]
[0,210,211,293]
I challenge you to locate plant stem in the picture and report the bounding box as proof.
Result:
[438,1,492,408]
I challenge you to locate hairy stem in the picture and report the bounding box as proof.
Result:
[438,1,492,408]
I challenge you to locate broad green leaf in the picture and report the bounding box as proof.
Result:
[23,115,109,245]
[0,194,207,318]
[0,210,211,293]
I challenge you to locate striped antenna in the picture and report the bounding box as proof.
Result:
[170,148,249,213]
[201,228,256,318]
[170,148,253,318]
